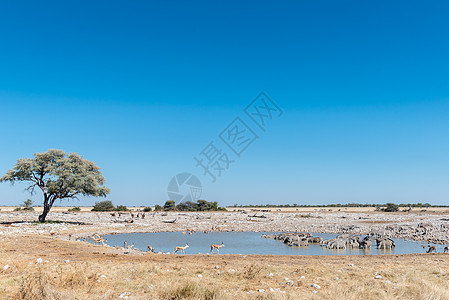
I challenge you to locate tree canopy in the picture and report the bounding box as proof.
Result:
[1,149,110,222]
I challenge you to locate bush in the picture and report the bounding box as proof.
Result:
[175,200,226,212]
[154,205,163,211]
[164,200,176,211]
[14,207,22,211]
[92,201,114,211]
[68,206,81,212]
[114,205,129,211]
[383,203,399,212]
[143,207,152,212]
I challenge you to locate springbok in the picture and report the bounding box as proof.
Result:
[210,242,224,254]
[147,245,155,253]
[93,237,106,246]
[173,243,189,254]
[444,246,449,253]
[427,245,436,253]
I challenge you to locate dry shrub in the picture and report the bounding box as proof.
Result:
[243,264,263,280]
[56,264,97,290]
[160,282,221,300]
[18,270,63,300]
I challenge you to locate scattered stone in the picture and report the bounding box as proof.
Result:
[36,258,43,264]
[269,273,274,277]
[374,275,382,279]
[258,289,265,293]
[3,265,9,270]
[198,274,203,278]
[311,284,321,289]
[119,292,130,299]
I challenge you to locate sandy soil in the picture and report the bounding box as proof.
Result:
[1,210,449,299]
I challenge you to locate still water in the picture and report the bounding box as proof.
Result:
[100,232,435,255]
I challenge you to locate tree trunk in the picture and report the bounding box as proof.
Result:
[38,194,51,222]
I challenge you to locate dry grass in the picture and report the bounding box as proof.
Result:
[1,234,449,300]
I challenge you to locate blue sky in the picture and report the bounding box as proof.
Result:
[0,1,448,206]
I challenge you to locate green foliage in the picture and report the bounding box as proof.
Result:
[114,205,129,211]
[23,199,33,208]
[0,149,109,222]
[154,205,163,211]
[383,203,399,212]
[175,200,225,212]
[68,206,81,212]
[92,200,114,211]
[14,207,22,211]
[163,200,176,211]
[143,207,152,212]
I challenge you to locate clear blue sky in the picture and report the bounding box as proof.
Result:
[0,1,448,206]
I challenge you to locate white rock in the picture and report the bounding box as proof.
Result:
[300,275,306,280]
[374,275,382,279]
[385,280,392,284]
[268,273,274,277]
[258,289,265,293]
[64,260,70,263]
[119,292,130,299]
[3,265,9,270]
[198,274,203,278]
[311,284,321,289]
[36,258,43,264]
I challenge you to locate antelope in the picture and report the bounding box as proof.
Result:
[427,245,436,253]
[147,245,155,253]
[210,242,224,254]
[173,243,189,254]
[127,243,134,249]
[444,246,449,253]
[93,237,106,246]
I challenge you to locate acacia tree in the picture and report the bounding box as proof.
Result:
[0,149,110,222]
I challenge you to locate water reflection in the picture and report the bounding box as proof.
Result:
[99,232,434,256]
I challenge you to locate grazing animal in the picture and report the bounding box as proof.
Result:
[443,246,449,253]
[93,237,106,245]
[210,242,224,254]
[376,238,395,249]
[174,243,189,254]
[308,237,323,244]
[427,245,436,253]
[359,237,372,249]
[147,245,155,252]
[328,240,346,249]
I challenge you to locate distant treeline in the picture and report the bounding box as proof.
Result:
[230,203,449,208]
[156,200,226,212]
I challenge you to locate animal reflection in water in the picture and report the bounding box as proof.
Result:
[265,233,397,250]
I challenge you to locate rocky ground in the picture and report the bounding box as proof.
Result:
[1,210,448,245]
[1,210,449,299]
